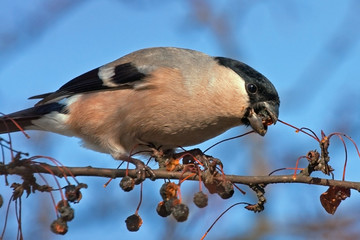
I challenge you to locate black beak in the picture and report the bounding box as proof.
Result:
[243,101,279,136]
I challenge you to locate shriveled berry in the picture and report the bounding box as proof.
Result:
[193,191,208,208]
[120,176,135,192]
[65,185,82,203]
[156,201,171,217]
[216,180,234,199]
[56,200,74,222]
[159,182,178,201]
[50,218,68,235]
[160,183,169,200]
[56,200,69,210]
[60,206,75,222]
[172,203,189,222]
[164,198,180,213]
[125,214,143,232]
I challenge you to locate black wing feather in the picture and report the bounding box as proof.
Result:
[30,62,147,105]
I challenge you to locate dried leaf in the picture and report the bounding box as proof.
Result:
[320,186,350,214]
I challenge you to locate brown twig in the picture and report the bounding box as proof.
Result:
[1,163,360,191]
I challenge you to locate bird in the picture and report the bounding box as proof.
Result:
[0,47,280,182]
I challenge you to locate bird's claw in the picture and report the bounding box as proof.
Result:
[132,159,156,184]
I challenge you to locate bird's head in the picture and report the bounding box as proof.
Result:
[215,57,280,136]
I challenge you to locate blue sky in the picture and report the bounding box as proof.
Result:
[1,1,360,239]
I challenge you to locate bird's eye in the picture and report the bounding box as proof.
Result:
[247,83,257,94]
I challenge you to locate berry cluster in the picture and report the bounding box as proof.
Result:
[156,182,189,222]
[51,184,85,235]
[118,149,238,231]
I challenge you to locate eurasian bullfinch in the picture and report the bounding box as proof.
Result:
[0,47,280,182]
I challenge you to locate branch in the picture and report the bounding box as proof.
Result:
[1,163,360,191]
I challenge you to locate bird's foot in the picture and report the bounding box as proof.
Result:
[113,153,156,184]
[130,157,156,184]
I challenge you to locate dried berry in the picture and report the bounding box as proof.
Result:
[160,183,169,200]
[125,214,143,232]
[193,191,208,208]
[56,200,69,210]
[216,180,234,199]
[65,185,82,203]
[156,201,171,217]
[56,200,74,222]
[172,203,189,222]
[120,176,135,192]
[164,198,180,213]
[50,218,68,235]
[159,182,178,201]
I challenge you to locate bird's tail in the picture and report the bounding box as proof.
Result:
[0,103,66,134]
[0,114,36,134]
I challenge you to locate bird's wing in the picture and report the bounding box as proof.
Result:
[29,47,213,106]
